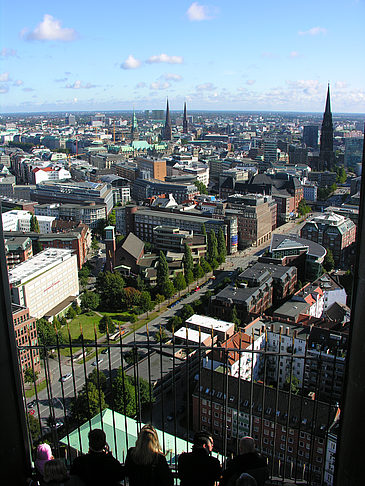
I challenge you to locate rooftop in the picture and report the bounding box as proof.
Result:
[186,314,234,333]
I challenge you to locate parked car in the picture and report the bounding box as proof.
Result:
[60,373,72,382]
[27,400,36,409]
[91,358,103,366]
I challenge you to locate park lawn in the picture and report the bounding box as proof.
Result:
[25,379,48,398]
[61,311,103,341]
[100,310,135,322]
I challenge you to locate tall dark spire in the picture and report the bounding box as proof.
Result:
[319,84,335,170]
[183,102,188,134]
[162,99,172,141]
[131,108,139,141]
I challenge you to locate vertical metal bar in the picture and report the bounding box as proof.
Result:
[93,323,104,431]
[308,350,323,485]
[185,325,190,450]
[172,326,177,478]
[106,326,117,459]
[67,322,82,453]
[198,326,202,431]
[283,335,295,483]
[223,349,229,465]
[259,328,265,455]
[273,328,282,479]
[79,324,91,427]
[54,326,71,461]
[236,329,243,455]
[159,325,166,452]
[118,326,128,451]
[44,346,60,457]
[146,323,153,425]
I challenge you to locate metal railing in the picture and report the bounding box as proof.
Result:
[19,325,339,485]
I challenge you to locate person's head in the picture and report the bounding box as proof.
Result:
[132,424,162,465]
[192,431,214,454]
[35,443,53,475]
[43,459,68,484]
[236,472,257,486]
[88,428,107,453]
[239,436,255,455]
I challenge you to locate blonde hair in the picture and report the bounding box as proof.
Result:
[43,459,68,483]
[131,424,163,465]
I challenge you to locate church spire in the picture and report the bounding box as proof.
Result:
[183,101,188,134]
[162,98,172,141]
[131,108,139,140]
[319,84,335,170]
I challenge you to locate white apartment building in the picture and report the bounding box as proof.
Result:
[2,210,55,233]
[9,249,79,319]
[185,314,235,341]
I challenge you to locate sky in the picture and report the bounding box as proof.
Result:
[0,0,364,114]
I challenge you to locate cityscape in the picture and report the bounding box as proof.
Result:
[1,1,365,486]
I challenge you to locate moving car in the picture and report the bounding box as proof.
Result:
[60,373,72,382]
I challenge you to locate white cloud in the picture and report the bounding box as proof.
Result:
[0,72,9,82]
[0,85,9,94]
[146,53,183,64]
[55,77,68,82]
[196,82,215,91]
[121,55,141,70]
[186,2,213,21]
[0,48,17,58]
[335,81,348,89]
[150,81,171,90]
[298,26,327,36]
[13,79,23,86]
[246,79,255,86]
[261,52,277,59]
[135,82,146,89]
[23,14,78,42]
[65,80,96,89]
[162,73,182,81]
[289,51,300,58]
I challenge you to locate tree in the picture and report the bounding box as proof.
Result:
[200,257,212,274]
[96,271,125,310]
[160,280,175,299]
[183,244,194,276]
[122,287,141,307]
[53,316,61,330]
[193,264,205,280]
[174,273,187,292]
[30,215,40,233]
[139,291,153,312]
[297,199,311,217]
[207,230,218,264]
[201,223,207,236]
[99,315,116,334]
[91,238,99,251]
[66,306,77,319]
[157,251,169,287]
[133,376,154,406]
[323,248,335,272]
[28,414,41,442]
[180,304,194,322]
[231,306,240,330]
[71,382,107,423]
[336,166,347,184]
[217,228,227,264]
[107,210,116,226]
[284,375,300,394]
[112,368,137,417]
[185,269,194,285]
[194,180,208,195]
[155,293,165,308]
[37,318,63,348]
[154,327,169,343]
[81,291,100,311]
[24,367,39,384]
[167,316,182,332]
[88,368,107,392]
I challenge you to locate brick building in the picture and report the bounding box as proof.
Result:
[12,304,40,378]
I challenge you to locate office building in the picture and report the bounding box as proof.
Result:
[8,249,79,319]
[303,125,319,148]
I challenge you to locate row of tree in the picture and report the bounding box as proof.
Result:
[70,367,152,423]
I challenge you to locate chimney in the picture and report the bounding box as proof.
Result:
[286,327,290,336]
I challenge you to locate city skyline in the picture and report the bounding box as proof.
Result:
[1,0,364,114]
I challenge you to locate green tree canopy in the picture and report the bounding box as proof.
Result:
[96,271,125,310]
[217,228,227,263]
[323,248,335,272]
[201,223,206,236]
[194,180,208,195]
[174,273,187,291]
[112,368,137,417]
[24,367,39,384]
[66,306,77,319]
[88,368,107,392]
[81,291,100,311]
[71,382,107,423]
[157,251,169,286]
[160,280,175,299]
[107,210,116,226]
[185,269,194,285]
[30,215,40,233]
[180,304,194,322]
[207,230,218,264]
[139,291,153,312]
[99,315,116,335]
[200,257,212,274]
[183,243,194,275]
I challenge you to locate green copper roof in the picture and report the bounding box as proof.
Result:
[132,140,150,150]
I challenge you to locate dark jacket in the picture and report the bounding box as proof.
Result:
[125,447,174,486]
[70,451,125,486]
[220,452,269,486]
[178,447,222,486]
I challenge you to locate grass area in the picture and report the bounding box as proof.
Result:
[128,310,163,335]
[60,312,103,341]
[99,311,134,322]
[25,379,48,398]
